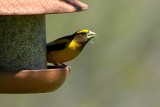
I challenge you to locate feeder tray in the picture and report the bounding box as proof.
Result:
[0,66,70,94]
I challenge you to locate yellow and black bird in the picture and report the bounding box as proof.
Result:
[47,29,96,65]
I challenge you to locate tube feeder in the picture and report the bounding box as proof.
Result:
[0,0,88,93]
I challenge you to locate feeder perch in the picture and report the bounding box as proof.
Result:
[0,0,88,93]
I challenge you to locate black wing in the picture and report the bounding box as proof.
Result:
[47,35,74,51]
[47,42,68,51]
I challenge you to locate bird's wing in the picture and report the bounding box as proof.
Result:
[47,35,73,51]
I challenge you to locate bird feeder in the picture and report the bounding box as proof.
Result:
[0,0,88,93]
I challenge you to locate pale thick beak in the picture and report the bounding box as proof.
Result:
[87,30,96,39]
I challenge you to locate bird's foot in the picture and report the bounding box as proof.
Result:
[47,63,71,73]
[53,63,67,68]
[54,63,71,73]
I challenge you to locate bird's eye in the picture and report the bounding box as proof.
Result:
[80,32,87,35]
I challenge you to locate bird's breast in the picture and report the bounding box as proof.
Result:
[47,44,82,63]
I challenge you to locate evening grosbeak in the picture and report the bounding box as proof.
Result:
[47,29,96,65]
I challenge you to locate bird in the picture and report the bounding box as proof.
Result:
[47,29,96,66]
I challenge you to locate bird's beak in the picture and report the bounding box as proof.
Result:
[87,31,96,39]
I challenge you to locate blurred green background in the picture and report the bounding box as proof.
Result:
[1,0,160,107]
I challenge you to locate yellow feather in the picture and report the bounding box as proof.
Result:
[69,40,81,50]
[77,29,89,34]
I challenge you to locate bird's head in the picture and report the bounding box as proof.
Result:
[73,29,96,44]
